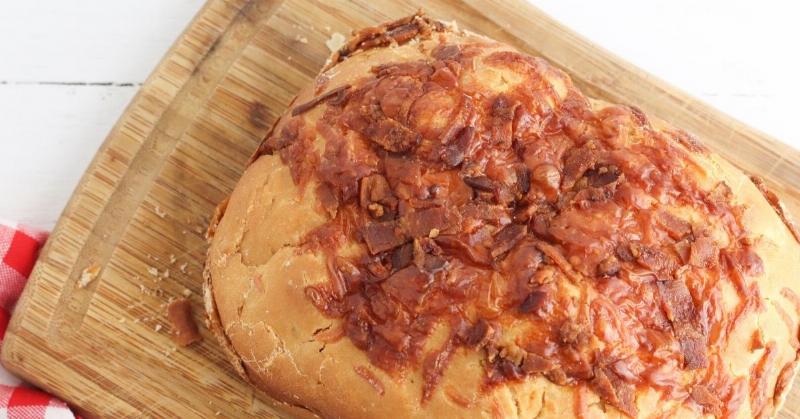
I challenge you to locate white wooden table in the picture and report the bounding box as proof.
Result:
[2,0,799,230]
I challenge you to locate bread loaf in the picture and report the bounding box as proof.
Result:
[204,13,800,418]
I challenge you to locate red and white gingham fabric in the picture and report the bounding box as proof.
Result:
[0,222,75,419]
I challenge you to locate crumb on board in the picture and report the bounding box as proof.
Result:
[169,254,176,265]
[161,269,170,280]
[163,346,178,358]
[154,324,162,332]
[147,266,159,277]
[325,32,346,53]
[295,34,308,44]
[154,205,167,218]
[78,264,100,288]
[179,262,188,274]
[182,288,192,298]
[167,298,202,346]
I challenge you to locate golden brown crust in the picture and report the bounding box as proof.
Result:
[205,14,800,418]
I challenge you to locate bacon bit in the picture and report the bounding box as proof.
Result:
[291,84,351,117]
[689,236,718,267]
[460,319,493,348]
[585,164,621,188]
[749,342,777,417]
[78,264,100,288]
[627,106,650,127]
[381,266,430,309]
[167,298,202,346]
[690,384,723,416]
[518,290,548,315]
[750,175,800,243]
[677,326,708,369]
[774,360,798,401]
[403,207,451,238]
[658,279,695,323]
[490,223,526,258]
[432,44,462,61]
[463,175,495,192]
[656,280,707,369]
[384,155,422,199]
[521,352,555,374]
[362,117,421,152]
[751,329,766,351]
[536,241,580,282]
[673,239,691,264]
[501,239,543,285]
[442,126,473,167]
[668,128,708,154]
[615,243,635,262]
[633,244,674,273]
[316,182,339,218]
[655,210,692,240]
[391,242,414,270]
[362,221,407,254]
[562,148,596,190]
[590,367,637,417]
[435,234,491,266]
[359,174,397,220]
[354,366,385,396]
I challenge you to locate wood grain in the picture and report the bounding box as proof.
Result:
[2,0,799,417]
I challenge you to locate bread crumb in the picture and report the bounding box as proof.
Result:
[179,262,188,274]
[295,34,308,44]
[429,228,440,238]
[324,25,331,32]
[163,346,177,358]
[182,288,192,298]
[154,205,167,218]
[118,317,126,323]
[161,269,170,280]
[167,298,202,346]
[154,324,162,332]
[169,254,176,265]
[215,411,221,416]
[78,264,100,288]
[325,32,346,53]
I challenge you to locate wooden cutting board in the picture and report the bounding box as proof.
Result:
[3,0,800,417]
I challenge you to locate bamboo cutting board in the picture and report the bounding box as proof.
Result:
[3,0,800,417]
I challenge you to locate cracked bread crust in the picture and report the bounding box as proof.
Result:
[205,13,800,418]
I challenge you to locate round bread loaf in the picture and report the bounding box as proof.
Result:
[204,13,800,418]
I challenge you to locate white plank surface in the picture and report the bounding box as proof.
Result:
[1,0,799,230]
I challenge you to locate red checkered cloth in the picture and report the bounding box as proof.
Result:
[0,222,75,418]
